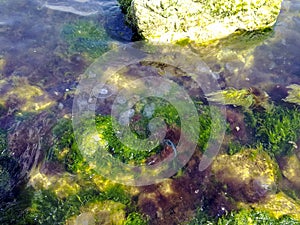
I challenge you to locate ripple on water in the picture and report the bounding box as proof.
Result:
[36,0,120,16]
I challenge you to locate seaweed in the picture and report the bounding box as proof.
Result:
[284,84,300,106]
[124,212,149,225]
[217,209,300,225]
[188,208,300,225]
[246,105,300,156]
[61,20,110,59]
[118,0,132,14]
[0,187,34,225]
[0,128,7,154]
[48,118,86,174]
[95,115,162,165]
[206,87,271,110]
[25,188,101,225]
[197,104,226,152]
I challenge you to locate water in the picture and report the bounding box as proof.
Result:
[1,0,300,224]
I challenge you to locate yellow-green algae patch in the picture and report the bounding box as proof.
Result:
[0,77,54,112]
[66,200,126,225]
[240,192,300,221]
[211,149,279,198]
[284,84,300,105]
[207,87,271,110]
[211,149,279,184]
[281,154,300,189]
[28,169,81,199]
[0,56,5,71]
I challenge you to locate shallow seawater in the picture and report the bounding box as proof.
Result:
[1,0,300,224]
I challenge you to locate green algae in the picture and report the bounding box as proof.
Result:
[1,116,139,225]
[61,20,110,59]
[246,105,300,156]
[188,208,300,225]
[49,118,86,174]
[284,84,300,105]
[124,212,149,225]
[207,87,271,110]
[0,128,7,154]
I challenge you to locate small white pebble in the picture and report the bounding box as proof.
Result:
[235,126,240,131]
[58,103,64,110]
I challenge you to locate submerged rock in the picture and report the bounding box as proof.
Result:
[246,192,300,221]
[0,76,55,113]
[281,154,300,190]
[211,149,279,202]
[66,200,126,225]
[283,84,300,105]
[122,0,283,43]
[207,87,270,109]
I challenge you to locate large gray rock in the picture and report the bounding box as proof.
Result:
[124,0,283,43]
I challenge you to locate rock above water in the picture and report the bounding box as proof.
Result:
[122,0,283,43]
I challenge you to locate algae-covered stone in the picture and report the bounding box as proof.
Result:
[66,200,126,225]
[245,192,300,221]
[0,77,54,113]
[284,84,300,105]
[206,87,270,109]
[0,56,5,71]
[211,149,279,202]
[281,154,300,189]
[123,0,282,43]
[28,169,81,199]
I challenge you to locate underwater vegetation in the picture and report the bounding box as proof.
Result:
[61,20,111,59]
[246,105,300,156]
[0,128,7,154]
[207,87,271,110]
[49,118,86,174]
[188,208,300,225]
[0,116,150,225]
[197,104,225,151]
[94,115,159,165]
[124,212,149,225]
[284,84,300,105]
[92,98,222,164]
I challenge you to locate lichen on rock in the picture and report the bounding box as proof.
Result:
[121,0,283,43]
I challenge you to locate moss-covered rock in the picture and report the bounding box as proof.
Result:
[0,55,5,71]
[61,20,110,59]
[189,207,300,225]
[218,208,300,225]
[0,76,54,113]
[284,84,300,105]
[211,149,279,202]
[121,0,282,43]
[66,200,126,225]
[28,169,81,199]
[244,192,300,221]
[281,154,300,190]
[207,87,271,110]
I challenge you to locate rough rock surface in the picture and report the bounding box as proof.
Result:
[211,149,279,202]
[281,154,300,189]
[124,0,283,43]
